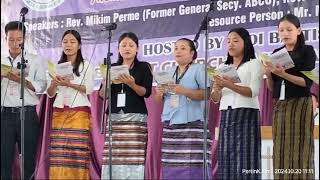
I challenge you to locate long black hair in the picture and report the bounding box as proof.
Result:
[225,27,255,67]
[116,32,139,64]
[176,38,198,60]
[278,14,305,50]
[58,30,84,77]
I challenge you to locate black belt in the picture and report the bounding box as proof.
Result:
[2,106,36,113]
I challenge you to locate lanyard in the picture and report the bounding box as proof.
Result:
[8,57,13,67]
[173,63,191,84]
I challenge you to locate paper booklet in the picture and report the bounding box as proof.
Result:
[99,64,107,78]
[208,67,218,77]
[1,63,30,77]
[153,71,175,85]
[153,67,218,84]
[259,48,295,69]
[1,64,12,76]
[217,64,241,83]
[48,61,74,80]
[110,65,130,84]
[301,64,319,84]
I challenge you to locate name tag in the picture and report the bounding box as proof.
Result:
[170,94,179,108]
[215,127,219,141]
[63,94,69,106]
[9,81,18,96]
[117,93,126,107]
[279,81,285,100]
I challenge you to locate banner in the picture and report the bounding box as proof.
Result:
[1,0,319,87]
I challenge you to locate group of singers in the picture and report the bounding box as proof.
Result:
[1,13,317,180]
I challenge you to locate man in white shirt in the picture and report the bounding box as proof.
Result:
[311,93,319,125]
[1,21,46,180]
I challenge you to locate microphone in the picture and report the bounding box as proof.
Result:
[20,7,29,16]
[193,31,201,43]
[193,17,211,42]
[102,23,117,31]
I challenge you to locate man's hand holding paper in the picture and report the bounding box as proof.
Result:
[1,64,12,77]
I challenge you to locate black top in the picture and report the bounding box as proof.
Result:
[107,61,153,114]
[271,45,316,99]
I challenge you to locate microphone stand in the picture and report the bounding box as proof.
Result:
[17,13,28,180]
[100,29,113,180]
[193,1,216,179]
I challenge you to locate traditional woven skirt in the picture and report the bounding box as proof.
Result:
[101,112,147,180]
[161,120,212,180]
[49,106,91,180]
[273,97,314,180]
[218,108,261,180]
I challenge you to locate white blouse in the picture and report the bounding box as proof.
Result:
[217,59,263,110]
[47,60,95,108]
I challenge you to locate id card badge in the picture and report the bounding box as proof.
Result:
[63,94,69,106]
[279,81,285,100]
[9,81,18,96]
[170,94,179,108]
[9,82,14,96]
[215,127,219,141]
[117,93,126,107]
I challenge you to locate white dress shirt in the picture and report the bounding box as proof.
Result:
[218,59,263,110]
[47,60,95,108]
[1,52,47,107]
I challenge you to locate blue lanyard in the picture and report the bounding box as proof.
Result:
[173,63,191,84]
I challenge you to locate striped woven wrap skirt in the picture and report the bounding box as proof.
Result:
[161,120,212,180]
[218,108,261,180]
[101,112,147,180]
[49,106,91,180]
[273,97,314,180]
